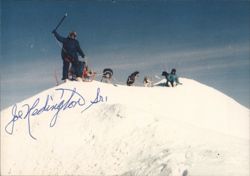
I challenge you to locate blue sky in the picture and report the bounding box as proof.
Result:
[1,0,250,109]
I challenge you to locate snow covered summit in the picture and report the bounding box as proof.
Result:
[1,78,249,176]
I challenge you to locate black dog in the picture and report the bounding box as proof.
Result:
[161,71,172,87]
[127,71,139,86]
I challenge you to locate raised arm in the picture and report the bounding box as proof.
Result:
[52,31,65,43]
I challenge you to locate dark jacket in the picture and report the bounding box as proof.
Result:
[54,31,85,61]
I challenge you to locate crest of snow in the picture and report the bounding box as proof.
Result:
[1,78,249,176]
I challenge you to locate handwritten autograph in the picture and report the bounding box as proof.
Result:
[5,87,107,140]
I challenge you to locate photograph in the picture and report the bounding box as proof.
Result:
[1,0,249,175]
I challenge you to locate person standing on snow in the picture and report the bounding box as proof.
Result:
[52,30,85,82]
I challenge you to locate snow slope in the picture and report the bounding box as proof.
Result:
[1,78,249,176]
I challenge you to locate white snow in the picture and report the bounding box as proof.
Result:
[1,78,249,176]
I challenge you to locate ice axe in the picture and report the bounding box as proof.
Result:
[53,13,68,31]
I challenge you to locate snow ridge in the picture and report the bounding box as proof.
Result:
[1,78,249,176]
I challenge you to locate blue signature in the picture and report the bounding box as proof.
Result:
[5,87,107,140]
